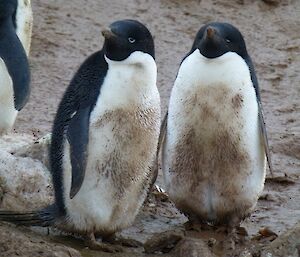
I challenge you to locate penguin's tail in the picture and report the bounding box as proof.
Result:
[0,204,58,227]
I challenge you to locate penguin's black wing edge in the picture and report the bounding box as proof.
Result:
[257,101,274,175]
[0,32,30,111]
[11,54,30,111]
[150,112,168,187]
[246,56,274,176]
[157,111,168,159]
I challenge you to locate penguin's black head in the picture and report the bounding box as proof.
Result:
[0,0,18,21]
[191,22,248,59]
[102,19,155,61]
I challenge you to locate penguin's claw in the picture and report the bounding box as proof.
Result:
[103,235,143,248]
[85,233,124,253]
[184,219,212,232]
[86,241,123,253]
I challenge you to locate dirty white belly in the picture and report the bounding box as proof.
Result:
[0,58,18,135]
[63,116,159,233]
[163,50,266,222]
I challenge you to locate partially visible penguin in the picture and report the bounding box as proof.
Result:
[0,0,30,135]
[15,0,33,56]
[162,22,272,229]
[0,20,160,252]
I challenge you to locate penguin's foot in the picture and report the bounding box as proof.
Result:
[214,225,248,246]
[184,220,212,232]
[215,224,248,236]
[144,230,184,253]
[230,226,248,244]
[215,225,248,252]
[215,225,231,234]
[85,233,123,253]
[217,228,247,252]
[103,234,143,248]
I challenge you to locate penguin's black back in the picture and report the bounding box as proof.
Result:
[50,50,108,215]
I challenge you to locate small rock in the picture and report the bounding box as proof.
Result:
[0,223,82,257]
[0,134,53,211]
[239,250,253,257]
[265,175,295,185]
[207,238,217,247]
[261,222,300,257]
[144,230,184,253]
[0,134,33,153]
[152,185,169,202]
[259,193,276,201]
[261,0,280,5]
[173,237,216,257]
[259,227,278,238]
[15,133,52,170]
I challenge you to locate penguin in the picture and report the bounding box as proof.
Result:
[0,19,160,252]
[15,0,33,56]
[0,0,30,135]
[162,22,273,229]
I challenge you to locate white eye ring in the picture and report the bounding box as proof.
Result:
[226,39,231,43]
[128,37,136,43]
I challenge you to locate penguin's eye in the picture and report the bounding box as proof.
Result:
[226,38,231,43]
[128,37,136,43]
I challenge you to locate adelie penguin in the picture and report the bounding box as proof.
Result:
[0,20,161,252]
[0,0,32,135]
[162,22,273,229]
[15,0,33,56]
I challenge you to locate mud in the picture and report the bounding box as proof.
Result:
[1,0,299,256]
[0,223,81,257]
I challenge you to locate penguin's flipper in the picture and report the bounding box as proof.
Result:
[67,106,92,199]
[258,101,274,176]
[150,112,168,187]
[0,35,31,111]
[157,112,168,158]
[10,55,30,111]
[246,56,273,176]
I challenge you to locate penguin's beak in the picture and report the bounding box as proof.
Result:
[197,25,226,58]
[101,28,117,39]
[205,26,216,40]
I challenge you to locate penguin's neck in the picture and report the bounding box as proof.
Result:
[179,49,251,90]
[102,52,158,108]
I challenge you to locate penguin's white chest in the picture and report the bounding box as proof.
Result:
[163,50,266,223]
[63,53,160,233]
[0,58,18,135]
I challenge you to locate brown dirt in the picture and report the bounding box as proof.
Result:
[0,223,81,257]
[5,0,300,256]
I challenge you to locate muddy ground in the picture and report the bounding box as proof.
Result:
[1,0,299,256]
